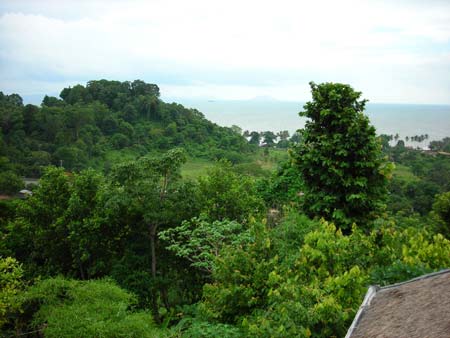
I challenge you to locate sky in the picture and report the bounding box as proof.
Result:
[0,0,449,104]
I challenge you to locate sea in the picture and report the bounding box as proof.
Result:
[174,99,450,148]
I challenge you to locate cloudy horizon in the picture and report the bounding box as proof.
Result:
[1,0,449,105]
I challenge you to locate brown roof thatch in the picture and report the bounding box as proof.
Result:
[346,269,450,338]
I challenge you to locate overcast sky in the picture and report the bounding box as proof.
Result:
[0,0,449,104]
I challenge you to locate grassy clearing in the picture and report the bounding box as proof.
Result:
[181,158,216,179]
[181,149,289,180]
[251,148,289,172]
[393,164,420,183]
[89,147,288,179]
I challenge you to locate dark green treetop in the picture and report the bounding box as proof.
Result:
[290,82,393,230]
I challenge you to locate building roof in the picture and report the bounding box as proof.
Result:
[346,269,450,338]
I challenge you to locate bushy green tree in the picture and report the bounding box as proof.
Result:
[14,277,165,338]
[201,222,275,324]
[174,318,243,338]
[104,148,201,316]
[6,167,110,278]
[0,257,24,329]
[262,131,277,147]
[160,216,250,274]
[196,210,450,337]
[8,167,72,274]
[0,171,23,195]
[248,131,260,145]
[432,191,450,237]
[257,160,303,209]
[198,161,264,223]
[291,82,392,229]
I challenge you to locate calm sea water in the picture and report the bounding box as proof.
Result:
[176,99,450,147]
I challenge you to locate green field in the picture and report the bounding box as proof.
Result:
[181,158,216,179]
[87,148,288,180]
[393,164,420,184]
[181,148,289,180]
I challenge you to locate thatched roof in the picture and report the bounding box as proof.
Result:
[346,269,450,338]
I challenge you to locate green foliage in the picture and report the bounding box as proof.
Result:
[382,143,450,216]
[429,137,450,152]
[0,81,254,176]
[8,167,73,275]
[0,171,23,195]
[232,162,269,178]
[257,160,303,209]
[102,149,203,314]
[198,161,264,223]
[105,148,192,229]
[242,222,371,338]
[4,167,117,279]
[2,80,450,338]
[65,169,106,278]
[270,212,320,264]
[160,216,250,273]
[109,251,154,308]
[16,277,166,338]
[262,131,277,147]
[181,158,215,180]
[369,223,450,284]
[200,222,276,324]
[196,210,450,337]
[248,131,260,145]
[0,256,24,328]
[291,82,392,229]
[432,191,450,237]
[174,318,242,338]
[4,149,204,314]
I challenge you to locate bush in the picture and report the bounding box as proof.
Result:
[198,212,450,337]
[0,171,23,195]
[0,257,24,329]
[110,133,130,149]
[175,319,242,338]
[198,161,264,223]
[15,277,167,338]
[432,191,450,237]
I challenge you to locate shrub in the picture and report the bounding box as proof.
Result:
[16,277,167,338]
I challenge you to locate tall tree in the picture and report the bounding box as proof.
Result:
[291,82,392,230]
[432,191,450,237]
[249,131,261,145]
[107,148,196,318]
[262,131,277,147]
[198,161,263,223]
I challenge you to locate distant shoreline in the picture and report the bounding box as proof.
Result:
[175,99,450,148]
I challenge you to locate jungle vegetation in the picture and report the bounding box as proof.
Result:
[1,81,450,337]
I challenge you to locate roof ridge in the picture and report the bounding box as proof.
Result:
[344,285,378,338]
[378,268,450,291]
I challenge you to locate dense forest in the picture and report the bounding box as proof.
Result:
[0,80,255,185]
[1,81,450,337]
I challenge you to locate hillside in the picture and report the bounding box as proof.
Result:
[0,80,254,178]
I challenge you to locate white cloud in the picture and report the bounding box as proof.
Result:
[0,0,449,103]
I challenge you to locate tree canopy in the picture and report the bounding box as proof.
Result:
[0,80,255,177]
[291,82,393,229]
[1,80,450,338]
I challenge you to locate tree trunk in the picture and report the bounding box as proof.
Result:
[161,286,170,309]
[150,224,158,277]
[78,260,85,280]
[149,223,160,322]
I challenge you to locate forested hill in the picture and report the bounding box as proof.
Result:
[0,80,253,177]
